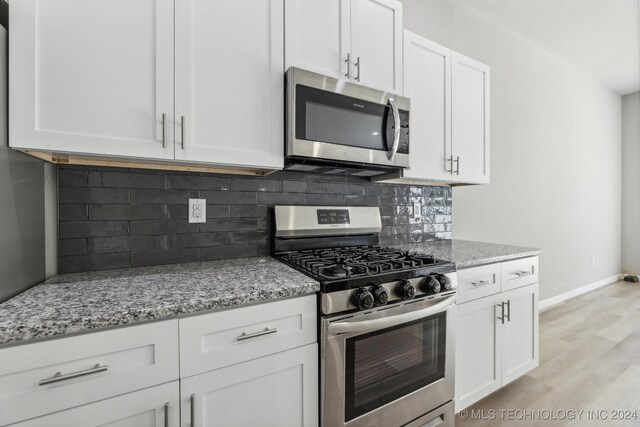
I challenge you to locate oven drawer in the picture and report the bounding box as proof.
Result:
[0,320,179,426]
[501,257,539,292]
[403,401,455,427]
[457,263,501,303]
[179,295,317,377]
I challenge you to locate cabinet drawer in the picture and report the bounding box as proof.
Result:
[501,257,539,292]
[457,263,501,303]
[179,295,317,377]
[0,320,179,426]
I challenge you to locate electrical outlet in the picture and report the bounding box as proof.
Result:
[413,202,422,220]
[189,199,206,224]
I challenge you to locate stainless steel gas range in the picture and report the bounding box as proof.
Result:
[273,206,457,427]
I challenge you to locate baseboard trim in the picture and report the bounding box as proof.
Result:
[539,274,623,311]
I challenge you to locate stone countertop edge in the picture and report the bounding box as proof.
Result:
[0,257,320,348]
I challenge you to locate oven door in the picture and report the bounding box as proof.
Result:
[322,295,455,427]
[286,67,410,169]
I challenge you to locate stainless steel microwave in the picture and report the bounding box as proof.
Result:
[285,67,410,175]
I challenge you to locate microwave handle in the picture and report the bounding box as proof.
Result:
[328,295,455,335]
[386,97,401,161]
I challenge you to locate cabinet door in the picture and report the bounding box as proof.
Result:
[451,52,490,184]
[12,382,180,427]
[455,294,503,412]
[285,0,350,79]
[181,344,318,427]
[402,31,452,182]
[174,0,284,169]
[9,0,174,160]
[350,0,403,93]
[502,283,539,385]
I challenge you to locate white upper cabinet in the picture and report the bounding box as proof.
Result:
[452,52,491,184]
[285,0,403,94]
[350,0,403,93]
[9,0,175,160]
[285,0,350,79]
[174,0,284,169]
[402,31,451,182]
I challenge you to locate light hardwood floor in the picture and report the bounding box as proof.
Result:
[456,280,640,427]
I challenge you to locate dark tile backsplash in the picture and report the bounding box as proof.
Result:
[57,166,452,273]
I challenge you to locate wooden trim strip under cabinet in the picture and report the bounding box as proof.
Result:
[22,150,278,176]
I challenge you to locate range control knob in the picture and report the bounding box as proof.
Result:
[396,280,416,300]
[421,275,441,294]
[435,274,454,291]
[352,288,375,311]
[372,285,389,306]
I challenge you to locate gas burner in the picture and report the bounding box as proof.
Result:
[280,245,447,281]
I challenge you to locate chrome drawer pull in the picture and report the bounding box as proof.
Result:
[515,270,532,276]
[39,363,108,386]
[164,402,170,427]
[471,280,490,286]
[190,394,196,427]
[237,327,277,341]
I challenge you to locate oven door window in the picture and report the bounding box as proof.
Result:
[295,84,394,151]
[344,312,447,422]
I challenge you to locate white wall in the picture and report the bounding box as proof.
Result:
[622,92,640,274]
[401,0,622,300]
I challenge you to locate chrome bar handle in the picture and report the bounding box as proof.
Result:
[355,56,361,81]
[497,302,505,324]
[344,53,351,78]
[505,299,511,322]
[515,270,532,277]
[446,156,453,173]
[164,402,170,427]
[180,116,185,150]
[386,97,401,161]
[454,156,460,175]
[471,280,490,286]
[161,113,167,148]
[39,363,108,386]
[237,327,277,341]
[190,394,196,427]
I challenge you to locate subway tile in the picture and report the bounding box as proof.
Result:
[363,185,386,196]
[267,170,306,180]
[201,245,258,261]
[59,204,88,221]
[305,173,346,183]
[130,189,198,205]
[130,219,199,235]
[89,235,168,254]
[230,205,269,218]
[58,253,130,274]
[88,171,165,189]
[305,181,327,193]
[326,183,365,195]
[130,248,200,268]
[167,174,229,190]
[58,239,88,256]
[282,180,307,193]
[89,204,167,220]
[59,188,129,204]
[58,169,87,187]
[201,191,257,205]
[59,221,129,239]
[198,218,259,233]
[344,195,380,206]
[257,192,304,205]
[303,194,344,205]
[230,178,282,192]
[229,231,267,245]
[168,233,229,249]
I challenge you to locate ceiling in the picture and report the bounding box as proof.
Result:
[459,0,640,95]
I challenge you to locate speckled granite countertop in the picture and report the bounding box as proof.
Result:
[395,239,541,269]
[0,257,319,347]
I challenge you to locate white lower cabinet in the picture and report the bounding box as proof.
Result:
[11,381,180,427]
[455,260,539,412]
[181,343,319,427]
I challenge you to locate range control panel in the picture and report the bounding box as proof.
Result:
[317,209,350,225]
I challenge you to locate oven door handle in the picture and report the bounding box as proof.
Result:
[328,295,455,335]
[386,97,401,161]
